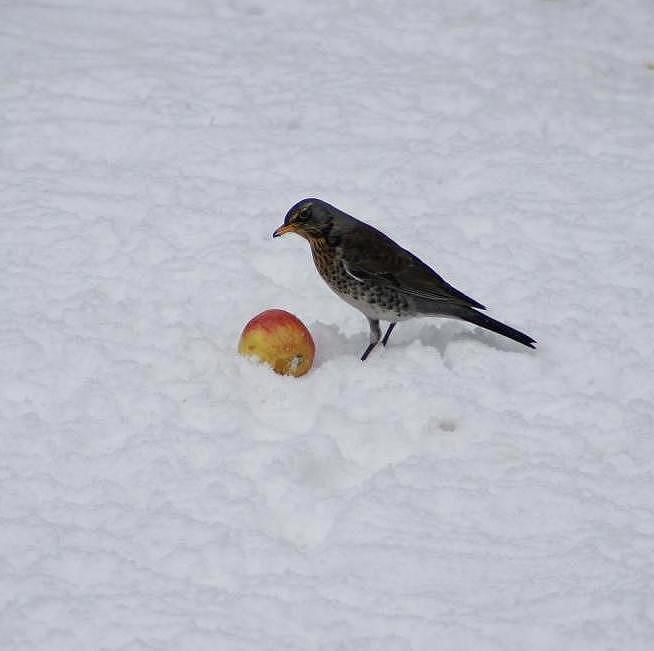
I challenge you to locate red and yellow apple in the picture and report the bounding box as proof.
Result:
[237,309,315,377]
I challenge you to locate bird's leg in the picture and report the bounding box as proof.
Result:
[361,318,381,361]
[381,322,396,347]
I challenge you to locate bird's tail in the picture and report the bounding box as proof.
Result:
[448,306,536,349]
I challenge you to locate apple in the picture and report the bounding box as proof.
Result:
[238,309,315,377]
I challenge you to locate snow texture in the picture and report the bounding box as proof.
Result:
[2,1,654,649]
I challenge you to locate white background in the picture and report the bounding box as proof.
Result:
[2,1,654,649]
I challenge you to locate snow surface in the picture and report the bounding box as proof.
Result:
[2,0,654,649]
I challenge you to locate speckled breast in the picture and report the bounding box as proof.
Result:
[309,238,414,321]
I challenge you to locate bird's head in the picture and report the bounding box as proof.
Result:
[272,198,335,241]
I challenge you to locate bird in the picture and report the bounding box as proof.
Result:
[272,198,536,361]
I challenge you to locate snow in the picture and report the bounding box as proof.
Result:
[2,0,654,649]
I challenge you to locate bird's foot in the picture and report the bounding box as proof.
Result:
[381,322,396,347]
[361,342,377,361]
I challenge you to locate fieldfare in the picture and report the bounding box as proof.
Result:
[273,198,536,361]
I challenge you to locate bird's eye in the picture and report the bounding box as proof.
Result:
[296,207,311,222]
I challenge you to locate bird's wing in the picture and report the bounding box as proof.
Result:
[339,224,486,310]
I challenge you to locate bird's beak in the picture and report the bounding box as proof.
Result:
[272,223,296,238]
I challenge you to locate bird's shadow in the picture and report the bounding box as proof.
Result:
[413,320,533,355]
[310,319,533,365]
[310,322,367,364]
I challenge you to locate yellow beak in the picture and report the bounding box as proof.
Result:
[272,223,297,238]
